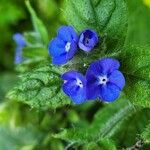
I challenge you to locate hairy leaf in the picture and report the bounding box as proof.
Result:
[7,64,70,110]
[64,0,127,52]
[121,46,150,108]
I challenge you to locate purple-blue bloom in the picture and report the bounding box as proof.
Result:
[13,33,26,64]
[48,26,78,65]
[62,70,86,104]
[13,33,26,47]
[78,29,99,52]
[86,58,125,102]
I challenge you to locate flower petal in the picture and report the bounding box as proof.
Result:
[62,80,77,97]
[109,70,125,90]
[86,60,103,77]
[86,82,100,100]
[99,58,120,74]
[71,88,86,104]
[62,70,78,80]
[78,29,98,52]
[48,38,66,57]
[100,83,121,102]
[57,26,78,42]
[52,54,67,65]
[13,33,26,47]
[67,40,77,60]
[14,47,23,64]
[62,81,86,104]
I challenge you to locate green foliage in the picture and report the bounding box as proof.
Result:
[53,96,134,143]
[0,73,17,102]
[8,64,70,110]
[125,0,150,47]
[120,0,150,108]
[0,126,42,150]
[142,123,150,143]
[25,0,49,46]
[64,0,127,52]
[121,46,150,108]
[113,108,150,147]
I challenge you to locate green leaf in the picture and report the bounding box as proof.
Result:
[23,32,43,47]
[120,0,150,108]
[23,47,48,59]
[7,64,71,110]
[53,96,135,143]
[64,0,127,52]
[0,126,42,150]
[125,0,150,47]
[82,139,117,150]
[113,108,150,147]
[98,139,117,150]
[121,46,150,108]
[142,122,150,143]
[25,0,49,45]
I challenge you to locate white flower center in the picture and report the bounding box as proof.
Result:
[98,75,108,85]
[65,42,71,52]
[76,78,83,88]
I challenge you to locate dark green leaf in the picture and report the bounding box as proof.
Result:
[121,46,150,108]
[64,0,127,52]
[120,0,150,108]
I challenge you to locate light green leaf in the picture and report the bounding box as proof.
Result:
[7,64,70,110]
[64,0,127,52]
[0,126,42,150]
[25,0,49,45]
[23,32,43,47]
[23,47,48,58]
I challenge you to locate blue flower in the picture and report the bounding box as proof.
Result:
[13,33,26,64]
[13,33,26,47]
[78,29,99,52]
[86,58,125,102]
[48,26,78,65]
[61,70,86,104]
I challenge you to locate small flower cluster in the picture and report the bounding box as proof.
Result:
[48,26,99,65]
[48,26,125,104]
